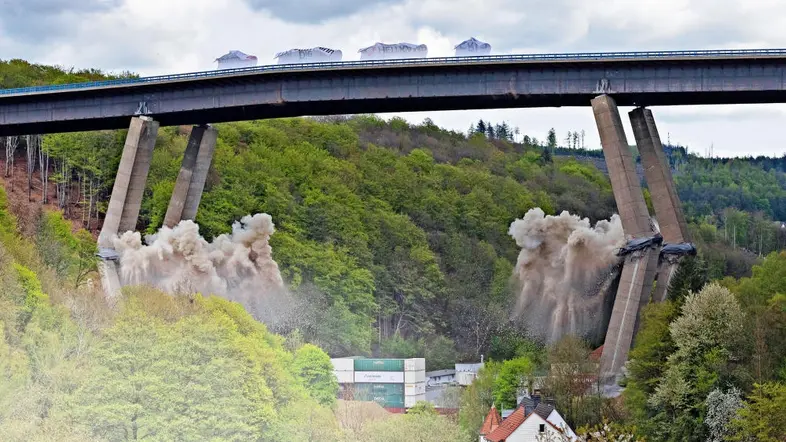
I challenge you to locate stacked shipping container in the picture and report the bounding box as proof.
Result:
[331,357,426,409]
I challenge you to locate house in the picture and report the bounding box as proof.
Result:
[456,362,484,386]
[479,405,502,442]
[426,369,456,387]
[481,403,577,442]
[214,50,258,69]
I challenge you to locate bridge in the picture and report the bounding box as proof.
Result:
[2,48,786,136]
[0,48,773,392]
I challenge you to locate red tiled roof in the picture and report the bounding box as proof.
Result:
[484,406,566,441]
[590,345,604,361]
[485,407,525,442]
[480,405,502,435]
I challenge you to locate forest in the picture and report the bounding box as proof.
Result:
[2,58,786,441]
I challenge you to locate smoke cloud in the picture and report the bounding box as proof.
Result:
[508,208,626,345]
[112,213,286,317]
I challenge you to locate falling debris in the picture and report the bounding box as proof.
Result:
[112,213,285,316]
[508,208,626,344]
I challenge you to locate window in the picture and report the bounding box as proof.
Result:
[539,423,546,433]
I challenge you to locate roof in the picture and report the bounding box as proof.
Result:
[480,405,502,435]
[589,345,604,361]
[426,369,456,378]
[455,362,484,372]
[215,50,257,62]
[484,405,564,442]
[533,403,554,420]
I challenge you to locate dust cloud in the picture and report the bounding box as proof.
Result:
[508,208,626,345]
[112,213,286,317]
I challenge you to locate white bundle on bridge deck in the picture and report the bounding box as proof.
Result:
[454,37,491,57]
[275,47,343,64]
[358,42,428,60]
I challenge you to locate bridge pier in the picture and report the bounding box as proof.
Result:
[591,95,661,388]
[163,125,217,227]
[629,108,691,302]
[97,116,159,301]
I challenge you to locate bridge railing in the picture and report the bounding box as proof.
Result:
[3,48,786,96]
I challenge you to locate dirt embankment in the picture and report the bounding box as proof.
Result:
[0,152,99,238]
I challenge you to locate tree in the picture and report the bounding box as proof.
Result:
[476,120,487,135]
[648,283,746,441]
[459,361,501,435]
[727,382,786,441]
[494,356,534,408]
[547,128,558,149]
[293,343,339,406]
[704,387,743,442]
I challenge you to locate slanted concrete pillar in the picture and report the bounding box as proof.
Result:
[98,116,159,247]
[591,95,660,387]
[182,125,217,221]
[97,116,158,302]
[630,107,691,302]
[162,125,217,228]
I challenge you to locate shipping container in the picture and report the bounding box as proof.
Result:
[354,358,404,372]
[405,393,427,408]
[354,371,405,383]
[331,358,354,371]
[404,358,425,371]
[404,370,426,383]
[354,391,405,408]
[405,382,426,396]
[352,383,405,396]
[334,370,354,384]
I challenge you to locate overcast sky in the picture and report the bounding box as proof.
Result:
[2,0,786,157]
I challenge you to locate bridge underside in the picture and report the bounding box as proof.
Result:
[3,90,786,136]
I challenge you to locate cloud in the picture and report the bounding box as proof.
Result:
[242,0,404,23]
[0,0,123,43]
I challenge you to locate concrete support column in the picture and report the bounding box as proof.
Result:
[162,125,217,228]
[97,116,158,302]
[591,95,660,386]
[630,107,690,302]
[182,125,217,222]
[98,116,159,247]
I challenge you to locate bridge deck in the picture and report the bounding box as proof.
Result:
[2,48,786,136]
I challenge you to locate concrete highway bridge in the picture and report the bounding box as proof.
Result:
[2,48,782,389]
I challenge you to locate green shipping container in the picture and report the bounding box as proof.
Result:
[354,392,405,408]
[352,383,404,396]
[353,358,405,372]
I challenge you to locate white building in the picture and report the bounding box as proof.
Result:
[456,362,484,386]
[481,403,577,442]
[426,369,456,387]
[454,37,492,57]
[214,50,258,70]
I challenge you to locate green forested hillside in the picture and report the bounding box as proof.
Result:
[0,186,467,441]
[3,60,786,441]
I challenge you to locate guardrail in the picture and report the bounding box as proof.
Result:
[3,48,786,96]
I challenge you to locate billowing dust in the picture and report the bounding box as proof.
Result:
[112,213,287,317]
[508,208,626,344]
